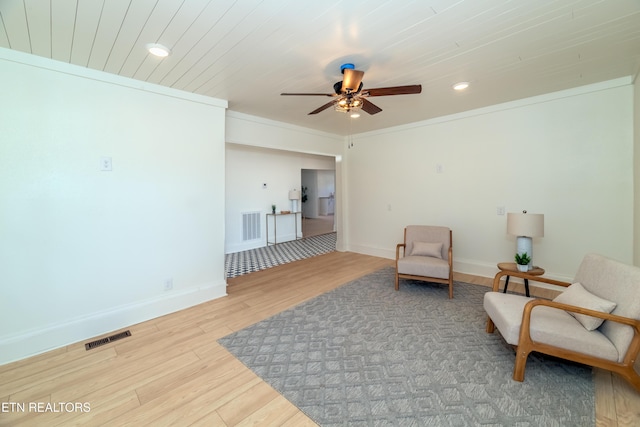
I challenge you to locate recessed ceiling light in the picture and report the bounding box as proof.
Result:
[146,43,171,57]
[453,82,469,91]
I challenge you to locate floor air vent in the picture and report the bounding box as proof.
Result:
[85,330,131,350]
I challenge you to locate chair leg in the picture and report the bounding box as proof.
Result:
[395,272,399,290]
[448,279,453,299]
[486,317,495,333]
[513,346,530,382]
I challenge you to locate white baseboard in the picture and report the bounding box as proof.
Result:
[0,281,227,366]
[453,257,500,279]
[226,233,300,254]
[347,243,395,260]
[454,257,573,289]
[265,232,299,245]
[347,244,573,289]
[226,240,263,253]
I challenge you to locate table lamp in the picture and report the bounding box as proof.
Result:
[507,210,544,270]
[289,189,300,212]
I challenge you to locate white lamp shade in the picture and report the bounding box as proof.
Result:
[507,212,544,237]
[288,190,300,200]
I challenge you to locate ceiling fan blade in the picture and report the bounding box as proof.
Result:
[281,93,334,96]
[308,100,336,115]
[360,98,382,115]
[341,69,364,93]
[363,85,422,97]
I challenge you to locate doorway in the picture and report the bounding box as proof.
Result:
[301,169,335,238]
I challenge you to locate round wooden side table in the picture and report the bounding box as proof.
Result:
[496,262,545,297]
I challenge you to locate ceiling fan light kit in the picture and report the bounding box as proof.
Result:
[281,63,422,117]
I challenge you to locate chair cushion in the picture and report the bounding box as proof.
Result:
[573,253,640,362]
[410,241,443,258]
[397,255,449,279]
[484,292,618,362]
[484,293,536,345]
[405,226,450,260]
[552,282,616,331]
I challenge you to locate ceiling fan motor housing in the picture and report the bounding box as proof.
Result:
[340,63,355,73]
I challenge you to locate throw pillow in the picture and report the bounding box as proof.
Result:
[553,282,617,331]
[411,241,443,259]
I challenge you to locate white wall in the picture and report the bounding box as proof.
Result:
[301,169,335,218]
[301,169,319,219]
[317,170,336,198]
[345,78,634,281]
[225,144,335,252]
[225,111,346,250]
[0,49,228,365]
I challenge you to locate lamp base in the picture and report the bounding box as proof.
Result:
[516,236,533,270]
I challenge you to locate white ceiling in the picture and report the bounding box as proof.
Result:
[1,0,639,136]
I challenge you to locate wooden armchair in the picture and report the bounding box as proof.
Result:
[484,253,640,391]
[395,225,453,298]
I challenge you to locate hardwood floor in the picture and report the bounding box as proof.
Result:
[1,252,638,426]
[301,215,334,238]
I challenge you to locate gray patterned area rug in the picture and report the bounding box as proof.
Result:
[218,268,594,426]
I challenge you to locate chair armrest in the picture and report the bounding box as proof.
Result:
[523,299,640,328]
[396,243,406,261]
[492,270,571,292]
[519,299,640,353]
[513,297,640,386]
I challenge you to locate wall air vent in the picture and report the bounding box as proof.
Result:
[242,211,261,241]
[85,330,132,350]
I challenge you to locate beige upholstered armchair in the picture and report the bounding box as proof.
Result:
[395,225,453,298]
[484,253,640,391]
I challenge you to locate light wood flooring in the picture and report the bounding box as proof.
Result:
[1,252,638,426]
[301,215,334,238]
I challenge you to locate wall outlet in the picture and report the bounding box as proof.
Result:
[100,156,112,171]
[164,278,173,291]
[497,206,505,215]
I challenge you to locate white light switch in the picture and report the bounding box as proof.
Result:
[436,163,444,173]
[101,157,112,171]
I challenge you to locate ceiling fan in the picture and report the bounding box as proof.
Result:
[281,63,422,116]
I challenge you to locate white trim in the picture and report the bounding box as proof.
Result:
[226,110,342,140]
[0,47,228,109]
[0,281,227,366]
[224,114,344,157]
[225,232,300,254]
[347,244,574,291]
[353,77,633,139]
[346,243,396,260]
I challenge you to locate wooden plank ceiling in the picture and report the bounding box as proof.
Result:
[1,0,639,135]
